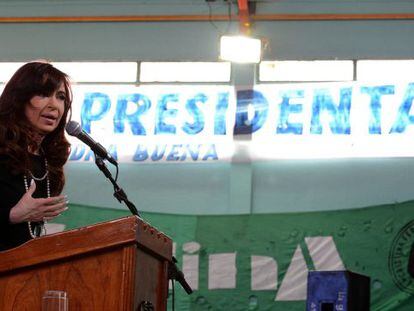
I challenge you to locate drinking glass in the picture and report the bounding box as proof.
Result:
[42,290,68,311]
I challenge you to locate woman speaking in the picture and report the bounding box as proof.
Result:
[0,62,72,250]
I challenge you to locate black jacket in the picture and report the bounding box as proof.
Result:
[0,154,47,251]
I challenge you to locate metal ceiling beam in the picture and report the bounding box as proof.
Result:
[0,13,414,23]
[237,0,250,34]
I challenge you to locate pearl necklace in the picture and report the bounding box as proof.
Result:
[23,158,49,238]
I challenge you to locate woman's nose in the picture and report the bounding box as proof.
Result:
[47,96,58,108]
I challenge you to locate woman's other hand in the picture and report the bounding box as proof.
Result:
[9,180,68,224]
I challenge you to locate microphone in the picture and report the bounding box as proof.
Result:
[65,121,118,166]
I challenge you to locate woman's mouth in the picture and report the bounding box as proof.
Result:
[41,114,58,125]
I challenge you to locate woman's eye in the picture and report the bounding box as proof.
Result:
[57,93,66,101]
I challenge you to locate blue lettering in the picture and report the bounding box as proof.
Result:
[107,144,118,160]
[81,92,111,133]
[167,144,182,161]
[234,90,268,135]
[202,144,218,161]
[277,90,304,134]
[361,86,394,134]
[180,144,201,161]
[114,94,151,135]
[83,149,95,162]
[310,88,352,134]
[390,83,414,133]
[155,94,179,134]
[72,144,116,161]
[214,92,229,135]
[133,145,148,161]
[182,94,207,135]
[68,145,85,161]
[151,145,166,161]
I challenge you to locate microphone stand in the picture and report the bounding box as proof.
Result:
[95,155,192,296]
[168,256,193,295]
[94,154,140,217]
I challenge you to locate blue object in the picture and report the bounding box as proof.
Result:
[306,270,370,311]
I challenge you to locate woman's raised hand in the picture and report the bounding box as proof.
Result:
[9,180,68,224]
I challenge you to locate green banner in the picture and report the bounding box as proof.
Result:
[55,201,414,310]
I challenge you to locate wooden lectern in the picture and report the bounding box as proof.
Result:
[0,216,172,310]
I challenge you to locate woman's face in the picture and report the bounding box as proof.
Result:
[24,84,67,135]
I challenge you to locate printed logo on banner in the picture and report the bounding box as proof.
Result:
[389,220,414,294]
[178,236,344,301]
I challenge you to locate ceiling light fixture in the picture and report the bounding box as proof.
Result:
[219,35,262,63]
[219,0,262,63]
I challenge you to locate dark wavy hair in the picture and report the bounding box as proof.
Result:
[0,62,72,195]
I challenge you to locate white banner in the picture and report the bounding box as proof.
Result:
[66,82,414,162]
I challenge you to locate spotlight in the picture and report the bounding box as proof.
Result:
[219,35,262,64]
